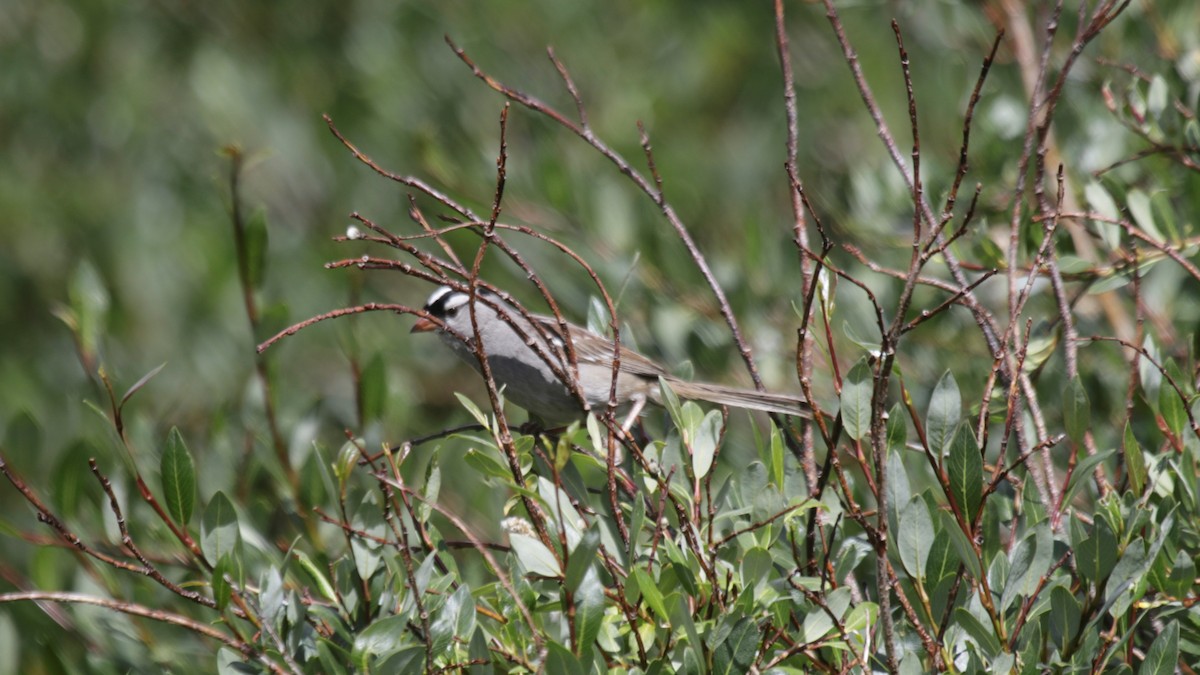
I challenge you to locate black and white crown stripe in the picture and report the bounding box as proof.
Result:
[423,286,471,316]
[422,285,567,350]
[419,285,589,405]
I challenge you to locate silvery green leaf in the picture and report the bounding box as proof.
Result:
[509,533,561,577]
[692,409,722,479]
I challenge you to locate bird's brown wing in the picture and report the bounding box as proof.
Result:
[533,317,667,378]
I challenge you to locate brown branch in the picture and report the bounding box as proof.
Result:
[445,36,772,394]
[0,591,288,674]
[258,303,416,353]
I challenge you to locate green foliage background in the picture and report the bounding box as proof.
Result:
[2,0,1199,672]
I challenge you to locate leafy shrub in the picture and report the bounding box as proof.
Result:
[3,1,1200,673]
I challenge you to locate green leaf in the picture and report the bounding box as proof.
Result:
[509,533,561,577]
[1107,509,1174,616]
[1150,190,1179,243]
[350,491,386,582]
[669,593,703,663]
[691,409,722,479]
[454,584,477,637]
[886,402,907,452]
[454,393,491,429]
[200,491,240,565]
[0,613,17,674]
[574,566,605,656]
[886,450,911,536]
[543,641,584,675]
[658,377,684,429]
[1123,81,1152,131]
[1123,421,1146,495]
[926,371,961,454]
[799,587,851,643]
[294,550,339,604]
[841,320,879,353]
[898,493,934,580]
[1127,189,1162,241]
[120,362,167,409]
[430,583,472,656]
[678,401,704,448]
[1163,549,1196,599]
[1166,358,1189,395]
[992,653,1015,674]
[843,601,879,634]
[740,547,773,596]
[1063,377,1090,446]
[565,526,601,592]
[841,357,872,440]
[535,476,584,548]
[712,616,757,675]
[1139,621,1178,675]
[630,567,669,621]
[925,531,959,619]
[161,427,196,526]
[1063,449,1116,505]
[1002,524,1051,613]
[586,295,611,336]
[1146,75,1168,120]
[925,531,959,588]
[815,267,835,317]
[1187,119,1200,150]
[414,553,438,598]
[769,421,785,490]
[333,441,360,485]
[946,423,982,522]
[1075,518,1118,586]
[420,458,441,522]
[468,628,493,675]
[211,555,232,611]
[1085,181,1122,250]
[937,509,981,579]
[375,647,425,674]
[585,413,604,455]
[626,497,647,566]
[898,651,925,675]
[669,560,699,598]
[1089,269,1136,294]
[1157,378,1186,438]
[1171,454,1197,513]
[1016,620,1044,672]
[462,447,512,479]
[352,614,410,666]
[259,567,285,628]
[954,607,1001,658]
[310,642,347,675]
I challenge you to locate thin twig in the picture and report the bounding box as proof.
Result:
[0,591,287,674]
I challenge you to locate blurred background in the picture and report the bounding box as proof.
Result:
[1,0,1197,668]
[0,0,1045,450]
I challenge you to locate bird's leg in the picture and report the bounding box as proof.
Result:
[620,392,648,434]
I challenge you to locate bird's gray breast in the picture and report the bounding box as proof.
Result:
[438,315,582,424]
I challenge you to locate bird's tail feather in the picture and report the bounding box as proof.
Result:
[664,380,810,418]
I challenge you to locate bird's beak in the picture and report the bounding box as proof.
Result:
[410,317,438,333]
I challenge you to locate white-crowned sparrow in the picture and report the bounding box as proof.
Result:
[411,285,810,428]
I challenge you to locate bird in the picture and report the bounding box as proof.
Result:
[411,285,810,429]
